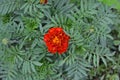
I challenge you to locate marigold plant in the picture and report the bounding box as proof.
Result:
[0,0,120,80]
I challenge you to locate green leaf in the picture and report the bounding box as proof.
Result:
[118,45,120,51]
[30,63,36,73]
[32,61,43,66]
[113,40,120,46]
[101,56,107,67]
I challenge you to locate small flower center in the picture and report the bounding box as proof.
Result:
[53,36,60,44]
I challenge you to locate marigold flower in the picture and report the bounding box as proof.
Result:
[40,0,48,4]
[44,27,70,54]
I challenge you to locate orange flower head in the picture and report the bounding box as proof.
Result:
[40,0,48,4]
[44,27,70,54]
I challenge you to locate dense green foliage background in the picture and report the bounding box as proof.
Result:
[0,0,120,80]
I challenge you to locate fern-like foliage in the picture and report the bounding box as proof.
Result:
[0,0,21,15]
[65,57,91,80]
[84,45,115,67]
[43,0,75,21]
